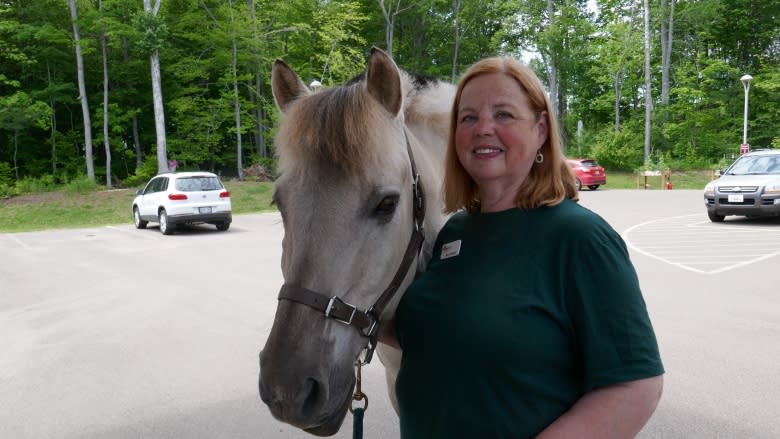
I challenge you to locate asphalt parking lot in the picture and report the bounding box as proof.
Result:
[1,189,778,439]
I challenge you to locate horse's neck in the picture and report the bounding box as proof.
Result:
[403,81,456,271]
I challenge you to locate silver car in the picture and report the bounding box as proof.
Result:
[703,149,780,222]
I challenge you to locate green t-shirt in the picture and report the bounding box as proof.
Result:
[395,198,664,439]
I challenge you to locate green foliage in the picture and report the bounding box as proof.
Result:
[634,152,671,174]
[63,175,99,193]
[0,183,17,198]
[10,173,97,195]
[123,156,158,187]
[133,11,169,54]
[0,161,16,197]
[0,162,12,186]
[1,0,780,182]
[15,174,57,193]
[590,127,644,171]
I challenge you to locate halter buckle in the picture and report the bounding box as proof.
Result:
[325,296,357,325]
[360,312,379,339]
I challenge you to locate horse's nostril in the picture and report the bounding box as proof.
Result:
[299,378,321,416]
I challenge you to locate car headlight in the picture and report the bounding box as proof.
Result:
[704,182,715,196]
[763,181,780,195]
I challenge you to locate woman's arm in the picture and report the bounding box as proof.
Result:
[536,375,663,439]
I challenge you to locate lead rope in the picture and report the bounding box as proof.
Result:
[350,361,368,439]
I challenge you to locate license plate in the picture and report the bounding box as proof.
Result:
[199,207,212,214]
[595,171,601,175]
[728,194,743,203]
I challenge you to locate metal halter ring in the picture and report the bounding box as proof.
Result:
[349,392,368,414]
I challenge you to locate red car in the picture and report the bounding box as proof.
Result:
[567,159,607,191]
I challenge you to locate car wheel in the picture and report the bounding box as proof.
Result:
[575,179,582,191]
[588,185,600,191]
[707,211,725,223]
[133,207,148,229]
[159,209,175,235]
[216,221,230,231]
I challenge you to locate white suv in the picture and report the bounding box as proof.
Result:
[132,172,232,234]
[703,149,780,222]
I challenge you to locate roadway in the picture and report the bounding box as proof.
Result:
[0,189,778,438]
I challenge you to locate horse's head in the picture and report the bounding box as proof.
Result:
[259,48,423,436]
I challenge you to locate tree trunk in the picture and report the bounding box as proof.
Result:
[13,129,19,180]
[228,0,243,179]
[255,73,266,157]
[100,1,112,188]
[122,35,143,169]
[614,72,623,132]
[661,0,676,107]
[379,0,395,56]
[68,0,95,181]
[144,0,168,174]
[247,0,266,158]
[643,0,653,164]
[451,0,463,82]
[379,0,415,58]
[47,62,57,174]
[150,50,168,174]
[546,0,558,116]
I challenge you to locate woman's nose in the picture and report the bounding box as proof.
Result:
[475,114,494,136]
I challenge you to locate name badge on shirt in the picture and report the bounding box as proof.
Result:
[440,240,461,260]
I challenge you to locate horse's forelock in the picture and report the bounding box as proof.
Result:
[276,82,404,181]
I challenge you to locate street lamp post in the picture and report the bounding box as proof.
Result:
[741,74,753,148]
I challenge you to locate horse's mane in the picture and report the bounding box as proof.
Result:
[275,71,450,182]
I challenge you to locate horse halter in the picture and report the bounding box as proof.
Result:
[277,129,426,365]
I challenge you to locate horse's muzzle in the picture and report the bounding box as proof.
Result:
[258,349,352,436]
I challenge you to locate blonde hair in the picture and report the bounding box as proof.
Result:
[443,57,578,213]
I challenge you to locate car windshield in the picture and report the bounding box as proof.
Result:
[175,176,224,192]
[579,160,599,168]
[726,155,780,175]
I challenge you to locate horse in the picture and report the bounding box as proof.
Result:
[258,47,454,436]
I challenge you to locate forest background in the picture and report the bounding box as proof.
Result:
[1,0,779,194]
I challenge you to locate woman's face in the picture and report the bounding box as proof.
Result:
[455,72,548,199]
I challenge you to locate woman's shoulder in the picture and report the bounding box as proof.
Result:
[440,209,470,231]
[548,199,620,241]
[550,198,605,225]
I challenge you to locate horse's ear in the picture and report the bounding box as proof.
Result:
[272,59,310,113]
[366,47,403,117]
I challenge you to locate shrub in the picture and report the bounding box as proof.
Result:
[16,175,58,193]
[590,129,644,171]
[0,183,18,198]
[0,162,13,187]
[123,156,158,187]
[64,175,99,193]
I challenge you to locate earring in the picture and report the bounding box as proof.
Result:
[535,151,544,164]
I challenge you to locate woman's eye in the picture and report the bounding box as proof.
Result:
[374,195,399,219]
[459,114,476,124]
[496,111,514,120]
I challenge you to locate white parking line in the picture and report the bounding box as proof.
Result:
[622,214,780,274]
[1,234,31,250]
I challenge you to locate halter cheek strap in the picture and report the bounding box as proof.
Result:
[277,129,426,365]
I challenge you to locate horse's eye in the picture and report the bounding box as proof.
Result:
[374,195,399,219]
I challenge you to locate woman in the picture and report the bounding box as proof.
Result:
[382,57,664,438]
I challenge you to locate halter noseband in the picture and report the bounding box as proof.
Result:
[277,129,426,365]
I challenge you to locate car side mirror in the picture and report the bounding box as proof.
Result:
[136,189,144,196]
[715,169,723,176]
